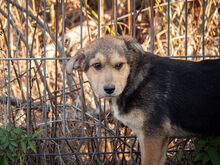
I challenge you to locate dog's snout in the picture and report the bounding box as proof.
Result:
[104,85,115,94]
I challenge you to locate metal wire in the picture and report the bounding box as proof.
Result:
[26,151,139,156]
[98,0,101,38]
[202,0,205,58]
[43,0,48,137]
[167,0,171,56]
[36,135,136,141]
[149,0,154,52]
[0,55,219,62]
[113,1,119,162]
[97,1,102,163]
[132,0,136,37]
[185,0,188,58]
[61,0,67,138]
[6,0,11,125]
[114,0,118,34]
[25,0,30,134]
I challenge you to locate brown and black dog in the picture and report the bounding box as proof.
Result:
[66,35,220,165]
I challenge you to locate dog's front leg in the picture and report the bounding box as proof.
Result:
[138,135,168,165]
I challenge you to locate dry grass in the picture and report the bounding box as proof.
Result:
[0,0,219,164]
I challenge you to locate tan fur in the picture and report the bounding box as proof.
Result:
[163,118,192,137]
[138,136,168,165]
[86,52,130,98]
[111,98,145,135]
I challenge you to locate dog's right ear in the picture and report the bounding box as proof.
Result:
[118,35,144,55]
[66,49,85,74]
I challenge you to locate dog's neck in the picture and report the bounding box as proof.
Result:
[112,54,152,114]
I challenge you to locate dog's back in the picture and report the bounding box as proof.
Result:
[168,58,220,135]
[144,55,220,136]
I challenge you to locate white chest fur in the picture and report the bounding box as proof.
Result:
[111,98,145,136]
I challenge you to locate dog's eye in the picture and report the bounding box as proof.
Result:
[93,63,102,70]
[114,63,123,70]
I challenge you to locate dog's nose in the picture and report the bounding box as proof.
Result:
[104,85,115,94]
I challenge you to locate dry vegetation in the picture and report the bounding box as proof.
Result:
[0,0,219,164]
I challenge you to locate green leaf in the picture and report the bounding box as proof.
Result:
[202,154,210,165]
[194,153,204,162]
[0,155,9,165]
[8,144,15,153]
[12,128,22,135]
[20,141,26,153]
[9,141,17,148]
[209,138,220,146]
[2,140,9,150]
[207,147,220,165]
[0,128,4,137]
[6,152,14,161]
[0,126,39,164]
[31,131,40,139]
[5,124,11,131]
[29,142,37,153]
[195,139,207,152]
[1,136,7,144]
[177,148,184,161]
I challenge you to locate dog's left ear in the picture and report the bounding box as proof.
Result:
[66,49,85,74]
[119,36,144,54]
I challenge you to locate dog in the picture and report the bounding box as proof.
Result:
[66,35,220,165]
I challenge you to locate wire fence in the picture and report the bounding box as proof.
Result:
[0,0,219,164]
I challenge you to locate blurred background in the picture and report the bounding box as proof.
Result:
[0,0,219,164]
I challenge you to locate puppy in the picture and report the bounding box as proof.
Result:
[66,35,220,165]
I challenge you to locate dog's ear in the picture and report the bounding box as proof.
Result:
[66,49,85,74]
[119,35,144,54]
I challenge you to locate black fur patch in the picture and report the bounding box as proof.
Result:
[117,52,220,136]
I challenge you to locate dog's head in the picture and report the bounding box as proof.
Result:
[66,35,144,98]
